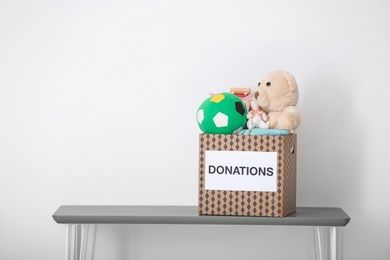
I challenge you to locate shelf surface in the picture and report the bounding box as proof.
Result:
[53,206,350,227]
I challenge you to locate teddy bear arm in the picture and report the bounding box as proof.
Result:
[267,111,281,129]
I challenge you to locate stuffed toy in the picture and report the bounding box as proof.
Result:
[246,99,270,129]
[253,70,300,132]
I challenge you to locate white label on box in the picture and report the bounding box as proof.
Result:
[205,150,277,192]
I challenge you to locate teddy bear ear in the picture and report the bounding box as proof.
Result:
[282,71,298,92]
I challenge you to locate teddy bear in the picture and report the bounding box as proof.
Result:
[253,70,301,132]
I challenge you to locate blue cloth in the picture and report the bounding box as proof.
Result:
[237,128,290,136]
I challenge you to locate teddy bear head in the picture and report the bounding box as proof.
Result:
[254,70,299,113]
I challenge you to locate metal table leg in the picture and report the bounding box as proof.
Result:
[65,224,89,260]
[314,226,340,260]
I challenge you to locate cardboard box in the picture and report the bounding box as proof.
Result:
[198,133,297,217]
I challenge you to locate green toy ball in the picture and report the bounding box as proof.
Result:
[196,92,247,134]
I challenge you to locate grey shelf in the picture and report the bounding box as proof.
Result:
[52,205,350,227]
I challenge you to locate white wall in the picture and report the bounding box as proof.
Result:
[1,0,389,259]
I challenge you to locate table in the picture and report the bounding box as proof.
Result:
[52,206,350,260]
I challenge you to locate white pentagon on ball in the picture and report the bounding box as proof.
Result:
[197,109,204,124]
[213,112,228,127]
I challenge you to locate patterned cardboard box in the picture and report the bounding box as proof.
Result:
[198,133,297,217]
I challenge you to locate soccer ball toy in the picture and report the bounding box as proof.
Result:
[196,92,247,134]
